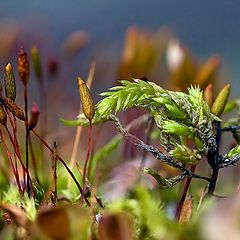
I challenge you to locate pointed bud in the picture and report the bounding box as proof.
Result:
[195,55,221,88]
[77,77,95,122]
[4,63,16,101]
[211,84,231,117]
[31,46,42,80]
[0,104,7,125]
[203,84,213,107]
[18,47,30,86]
[29,102,40,130]
[2,98,25,120]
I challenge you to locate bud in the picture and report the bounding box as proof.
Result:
[77,77,95,122]
[2,98,25,120]
[4,63,16,101]
[203,83,213,107]
[162,120,192,137]
[170,144,201,164]
[195,55,221,88]
[31,46,42,80]
[0,104,7,125]
[29,102,40,130]
[18,47,30,86]
[211,84,231,117]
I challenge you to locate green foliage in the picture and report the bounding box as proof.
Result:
[63,79,220,165]
[107,186,201,240]
[1,185,37,221]
[89,134,122,182]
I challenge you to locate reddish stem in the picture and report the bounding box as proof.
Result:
[31,128,90,206]
[0,129,22,194]
[175,164,196,221]
[83,123,92,191]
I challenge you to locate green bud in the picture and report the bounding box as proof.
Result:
[4,63,16,101]
[162,120,192,137]
[31,46,42,80]
[170,144,201,164]
[211,84,230,117]
[165,104,186,119]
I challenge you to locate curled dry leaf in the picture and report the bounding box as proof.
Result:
[179,195,193,224]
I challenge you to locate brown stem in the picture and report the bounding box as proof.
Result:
[31,129,90,206]
[24,86,31,197]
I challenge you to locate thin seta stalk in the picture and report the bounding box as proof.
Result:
[18,47,31,197]
[175,164,196,221]
[77,75,95,194]
[67,60,96,189]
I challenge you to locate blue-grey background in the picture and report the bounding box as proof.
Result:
[0,0,239,103]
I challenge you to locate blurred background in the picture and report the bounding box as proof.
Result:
[0,1,239,181]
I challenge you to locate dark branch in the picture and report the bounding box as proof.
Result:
[221,125,240,132]
[110,115,210,182]
[219,154,240,168]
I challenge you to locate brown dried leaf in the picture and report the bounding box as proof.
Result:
[179,195,193,224]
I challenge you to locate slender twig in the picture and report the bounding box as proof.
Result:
[139,117,154,169]
[110,115,210,182]
[82,123,93,192]
[76,162,104,209]
[219,154,240,168]
[52,141,58,205]
[67,60,96,188]
[4,110,27,192]
[29,135,40,183]
[0,129,22,194]
[221,125,240,132]
[24,86,31,197]
[31,128,90,206]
